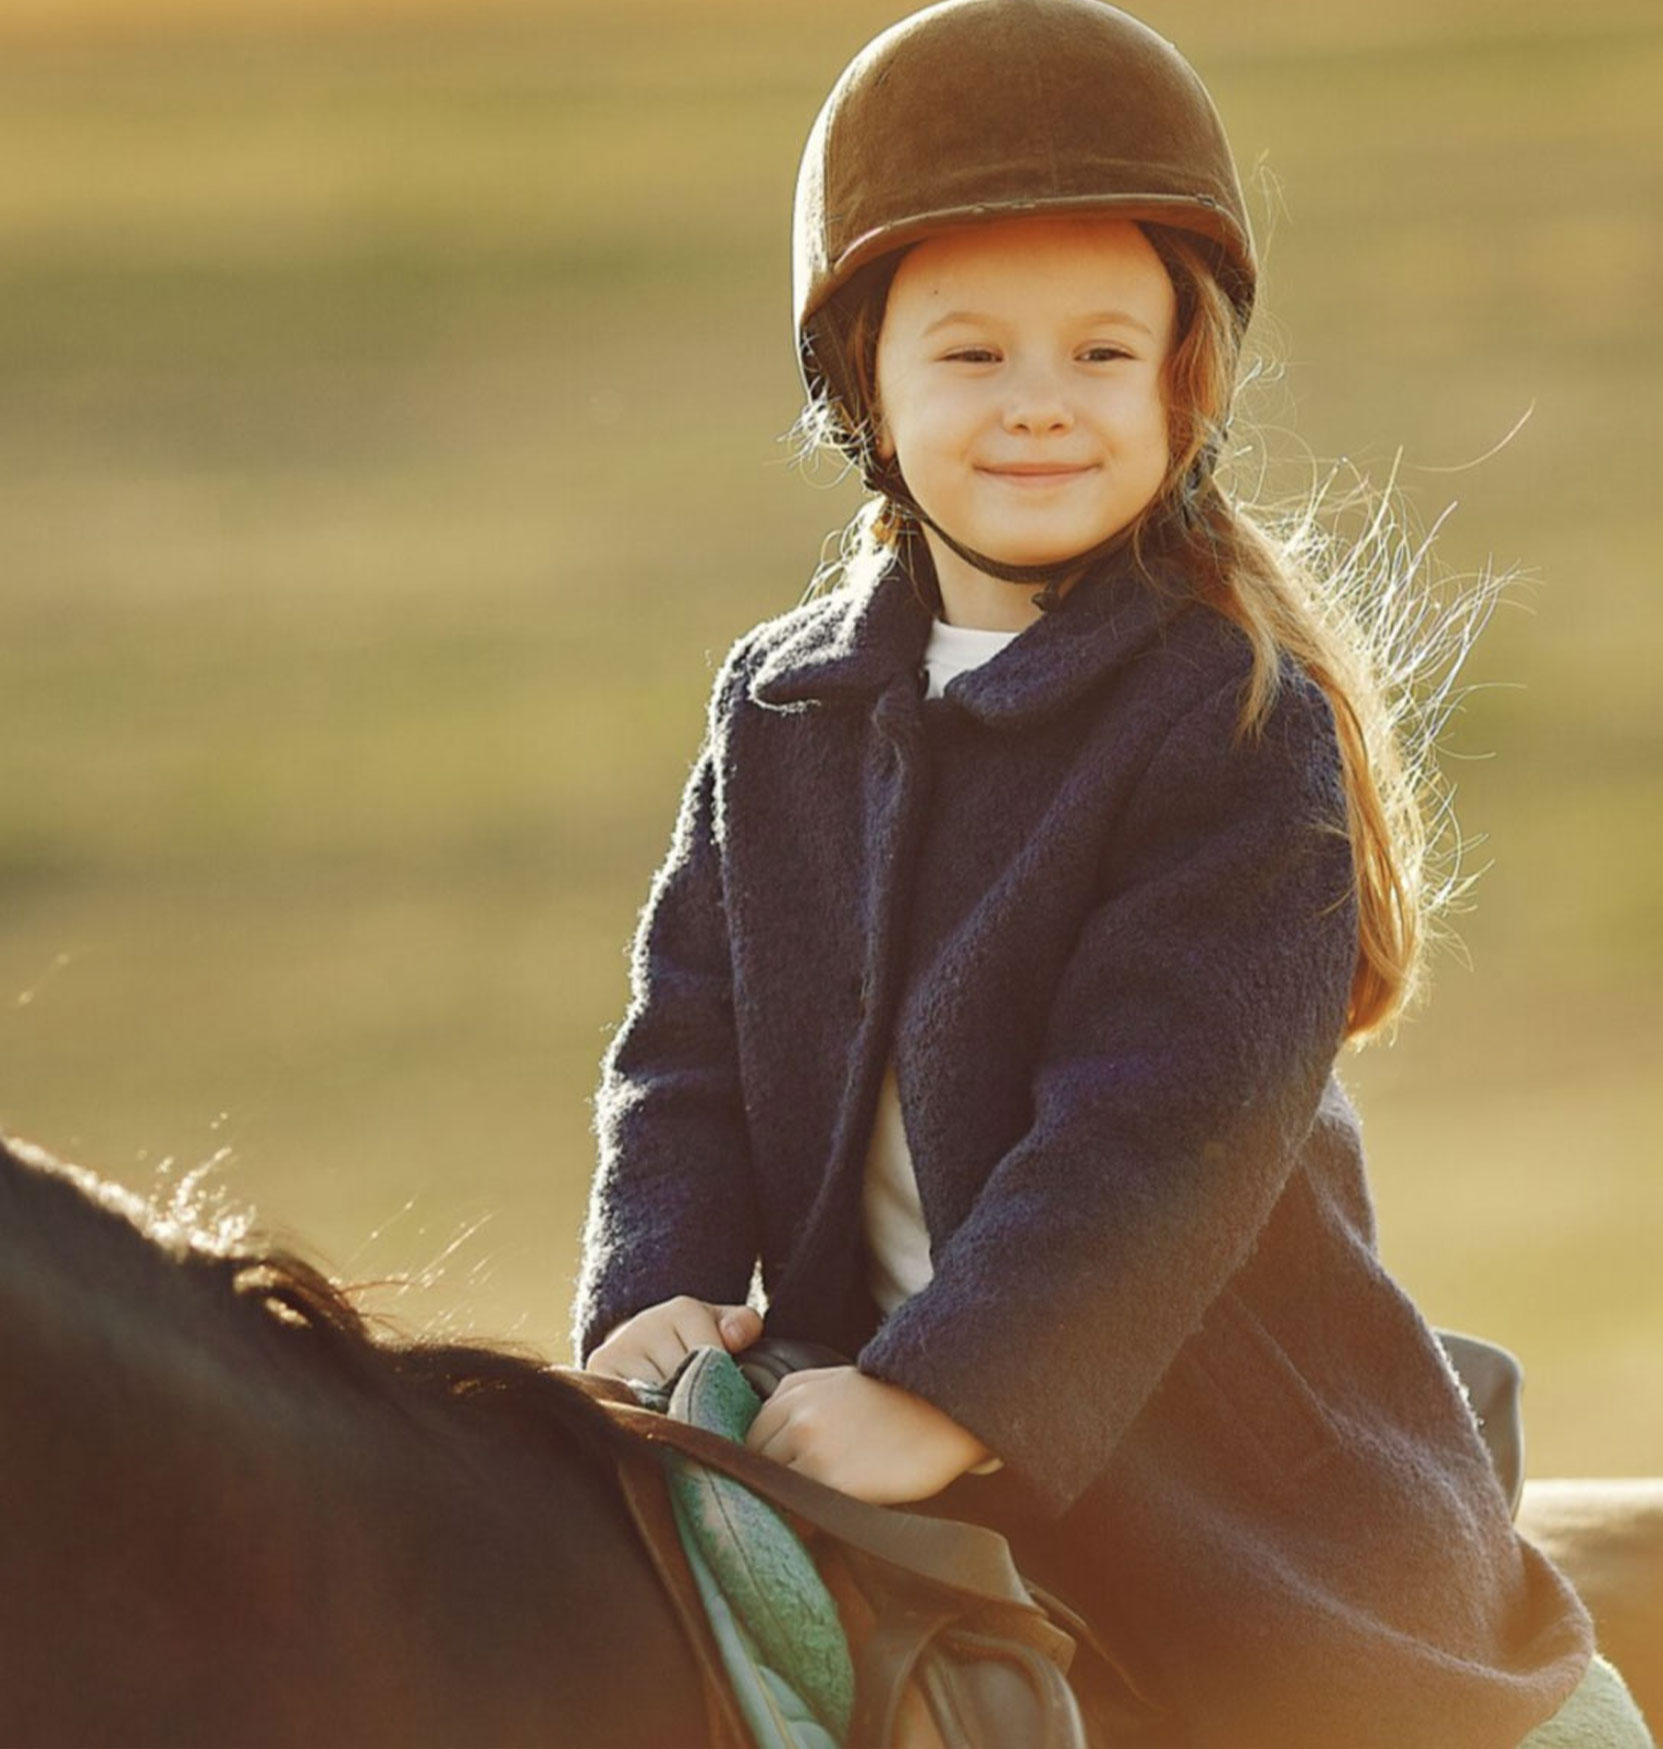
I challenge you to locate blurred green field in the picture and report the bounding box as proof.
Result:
[1,0,1658,1472]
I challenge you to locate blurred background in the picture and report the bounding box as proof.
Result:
[1,0,1657,1474]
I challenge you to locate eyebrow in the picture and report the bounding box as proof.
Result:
[921,308,1157,339]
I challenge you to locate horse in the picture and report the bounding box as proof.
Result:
[1,1128,1657,1746]
[0,1131,710,1748]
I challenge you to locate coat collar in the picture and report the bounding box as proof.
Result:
[747,542,1194,729]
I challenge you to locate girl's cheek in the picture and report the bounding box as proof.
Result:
[907,400,965,449]
[940,384,994,433]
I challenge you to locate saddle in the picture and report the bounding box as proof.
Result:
[565,1345,1103,1749]
[564,1329,1529,1749]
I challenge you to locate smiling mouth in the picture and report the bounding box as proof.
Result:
[978,464,1098,484]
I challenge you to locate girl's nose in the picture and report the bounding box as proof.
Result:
[1001,363,1073,435]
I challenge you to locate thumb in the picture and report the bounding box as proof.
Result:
[715,1304,763,1352]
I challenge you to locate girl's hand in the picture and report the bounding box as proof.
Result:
[586,1295,762,1386]
[745,1366,992,1504]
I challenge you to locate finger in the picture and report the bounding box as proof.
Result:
[597,1347,656,1385]
[767,1366,832,1397]
[747,1395,805,1458]
[746,1395,782,1448]
[717,1305,763,1351]
[587,1303,678,1381]
[746,1416,798,1467]
[603,1336,670,1386]
[586,1332,648,1379]
[639,1335,692,1383]
[666,1300,726,1352]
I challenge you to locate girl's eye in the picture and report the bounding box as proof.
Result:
[938,343,1133,364]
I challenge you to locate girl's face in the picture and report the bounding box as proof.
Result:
[874,216,1176,601]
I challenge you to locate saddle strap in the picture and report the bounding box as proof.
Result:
[851,1602,1090,1749]
[610,1438,756,1749]
[561,1370,1071,1665]
[850,1603,960,1747]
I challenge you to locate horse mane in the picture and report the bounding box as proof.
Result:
[0,1129,625,1480]
[0,1129,710,1746]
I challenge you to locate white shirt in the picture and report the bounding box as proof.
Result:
[862,614,1022,1315]
[914,616,1025,703]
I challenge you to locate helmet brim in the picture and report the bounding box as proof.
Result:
[809,192,1254,334]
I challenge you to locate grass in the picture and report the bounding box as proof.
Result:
[0,0,1658,1473]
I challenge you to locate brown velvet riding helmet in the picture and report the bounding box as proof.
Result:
[793,0,1256,467]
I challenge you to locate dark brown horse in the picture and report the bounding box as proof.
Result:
[0,1132,709,1748]
[3,1130,1658,1746]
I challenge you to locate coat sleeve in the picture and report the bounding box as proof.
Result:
[856,657,1359,1516]
[570,634,761,1363]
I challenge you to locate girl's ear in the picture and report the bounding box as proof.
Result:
[873,408,895,462]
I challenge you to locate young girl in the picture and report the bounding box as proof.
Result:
[574,3,1620,1743]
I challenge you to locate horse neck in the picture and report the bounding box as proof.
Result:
[0,1137,707,1745]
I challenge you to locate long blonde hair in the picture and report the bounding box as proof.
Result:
[795,224,1489,1043]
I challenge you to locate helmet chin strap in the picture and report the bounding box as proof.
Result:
[865,455,1138,613]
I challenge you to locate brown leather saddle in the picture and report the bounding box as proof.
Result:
[564,1348,1100,1749]
[563,1330,1526,1749]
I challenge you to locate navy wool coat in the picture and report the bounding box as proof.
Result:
[574,546,1592,1749]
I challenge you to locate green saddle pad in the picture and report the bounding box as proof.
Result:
[644,1347,856,1748]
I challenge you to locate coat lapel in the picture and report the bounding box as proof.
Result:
[747,544,1194,728]
[746,565,933,709]
[945,553,1194,728]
